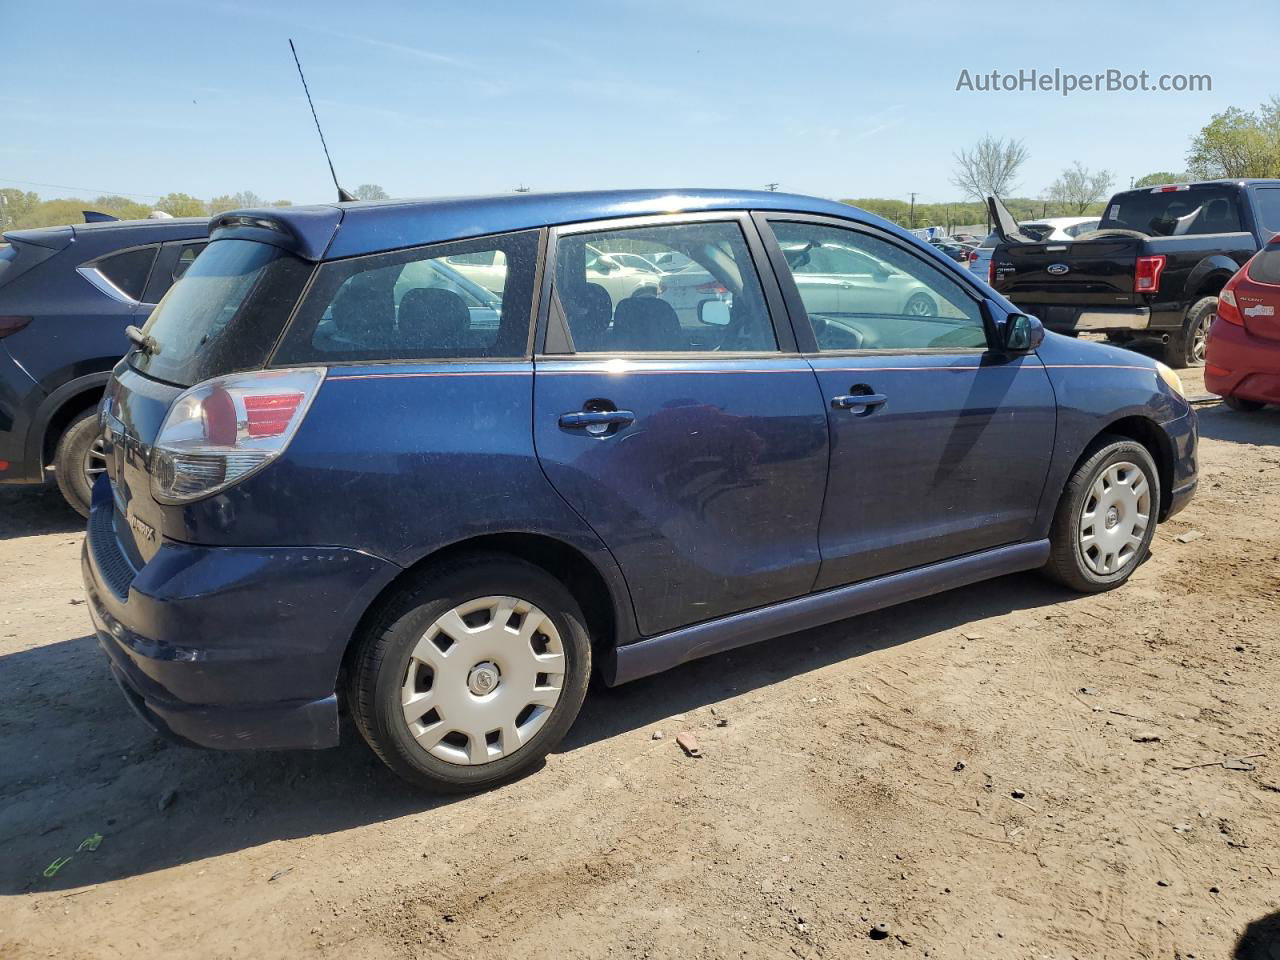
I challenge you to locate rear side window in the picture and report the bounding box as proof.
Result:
[274,230,538,363]
[95,246,158,301]
[133,239,312,386]
[1099,188,1243,236]
[1253,188,1280,235]
[173,242,208,280]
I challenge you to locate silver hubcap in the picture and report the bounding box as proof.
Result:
[83,436,108,486]
[905,296,934,316]
[1079,461,1151,575]
[401,596,565,766]
[1191,314,1211,363]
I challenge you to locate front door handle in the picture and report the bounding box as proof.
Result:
[559,409,636,430]
[831,393,887,411]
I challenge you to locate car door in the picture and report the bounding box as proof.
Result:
[759,214,1057,590]
[533,213,830,637]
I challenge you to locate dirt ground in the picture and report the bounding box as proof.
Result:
[2,374,1278,960]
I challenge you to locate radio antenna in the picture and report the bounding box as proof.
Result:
[289,39,355,202]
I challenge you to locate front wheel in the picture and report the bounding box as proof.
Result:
[348,557,592,792]
[903,293,937,317]
[54,410,106,519]
[1041,437,1161,593]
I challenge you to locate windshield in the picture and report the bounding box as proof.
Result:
[1099,187,1243,237]
[131,239,312,386]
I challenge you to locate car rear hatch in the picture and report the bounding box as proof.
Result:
[985,196,1143,306]
[99,235,314,574]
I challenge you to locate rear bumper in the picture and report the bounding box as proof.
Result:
[1011,303,1184,334]
[1205,318,1280,405]
[82,483,401,750]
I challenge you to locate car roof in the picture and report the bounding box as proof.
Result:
[3,216,208,253]
[211,189,906,260]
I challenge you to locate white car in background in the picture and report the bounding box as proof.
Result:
[783,240,942,316]
[968,216,1100,277]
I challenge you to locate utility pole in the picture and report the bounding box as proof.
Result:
[765,182,779,192]
[1129,176,1134,189]
[909,192,918,229]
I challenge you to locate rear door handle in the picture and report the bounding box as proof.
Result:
[831,393,887,411]
[559,410,636,429]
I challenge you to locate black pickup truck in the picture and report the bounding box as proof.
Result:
[986,180,1280,367]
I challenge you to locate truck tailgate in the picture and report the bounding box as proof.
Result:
[995,238,1142,306]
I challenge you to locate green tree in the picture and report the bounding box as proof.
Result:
[271,199,293,207]
[0,189,40,230]
[156,192,208,217]
[1133,172,1184,189]
[89,195,153,220]
[354,183,389,201]
[1186,98,1280,179]
[1046,162,1114,214]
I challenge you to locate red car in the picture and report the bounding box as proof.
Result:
[1206,239,1280,411]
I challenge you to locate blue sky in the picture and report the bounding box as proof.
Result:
[2,0,1274,206]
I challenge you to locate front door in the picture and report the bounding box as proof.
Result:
[763,216,1057,590]
[533,215,830,637]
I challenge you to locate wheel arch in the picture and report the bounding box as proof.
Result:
[34,372,111,468]
[340,531,632,686]
[1078,415,1176,521]
[1186,256,1238,304]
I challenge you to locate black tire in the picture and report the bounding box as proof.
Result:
[1041,436,1161,594]
[1224,395,1265,412]
[53,410,105,519]
[348,555,592,792]
[1161,297,1215,369]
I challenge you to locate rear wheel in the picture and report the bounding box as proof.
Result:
[348,556,592,792]
[1162,297,1215,369]
[53,410,106,519]
[1041,437,1160,593]
[904,293,937,316]
[1224,395,1265,412]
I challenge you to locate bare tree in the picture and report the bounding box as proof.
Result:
[354,184,389,201]
[1047,162,1114,214]
[951,135,1029,203]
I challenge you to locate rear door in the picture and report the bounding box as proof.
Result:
[532,213,830,637]
[759,214,1057,590]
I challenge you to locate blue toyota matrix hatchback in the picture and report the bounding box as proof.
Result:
[83,190,1197,791]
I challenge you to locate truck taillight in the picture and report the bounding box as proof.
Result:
[1134,255,1166,293]
[987,258,996,285]
[150,367,324,503]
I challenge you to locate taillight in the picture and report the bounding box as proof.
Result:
[0,316,32,338]
[1134,255,1166,293]
[150,367,324,503]
[987,258,996,285]
[695,281,728,296]
[968,251,979,262]
[1216,282,1244,326]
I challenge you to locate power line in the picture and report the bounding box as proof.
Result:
[0,177,164,200]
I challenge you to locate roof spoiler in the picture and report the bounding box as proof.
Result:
[82,210,120,223]
[986,195,1035,245]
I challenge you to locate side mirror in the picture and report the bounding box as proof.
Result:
[1003,312,1044,352]
[698,299,731,326]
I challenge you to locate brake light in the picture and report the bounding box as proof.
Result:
[1216,283,1244,326]
[987,258,996,285]
[0,316,31,338]
[1134,255,1166,293]
[695,281,728,296]
[150,367,324,503]
[1151,185,1190,193]
[968,251,979,262]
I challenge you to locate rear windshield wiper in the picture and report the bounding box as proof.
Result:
[125,324,159,356]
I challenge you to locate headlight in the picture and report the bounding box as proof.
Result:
[1156,361,1185,399]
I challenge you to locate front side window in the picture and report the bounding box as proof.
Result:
[770,222,987,352]
[274,230,537,363]
[553,220,776,353]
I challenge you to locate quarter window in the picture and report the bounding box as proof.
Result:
[173,242,208,280]
[770,222,987,352]
[95,246,158,301]
[553,221,776,353]
[273,231,538,363]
